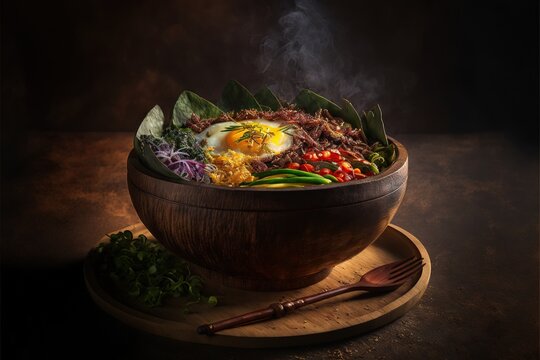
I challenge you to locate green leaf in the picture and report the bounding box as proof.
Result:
[172,91,223,127]
[207,296,218,306]
[293,89,342,116]
[351,160,380,175]
[134,105,165,157]
[96,231,218,309]
[220,80,262,112]
[254,87,282,111]
[309,161,339,171]
[339,99,363,130]
[372,143,396,167]
[362,104,389,146]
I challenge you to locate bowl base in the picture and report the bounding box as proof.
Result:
[188,263,333,292]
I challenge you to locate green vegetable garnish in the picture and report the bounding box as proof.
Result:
[96,231,217,310]
[220,121,294,152]
[323,174,339,183]
[162,127,206,162]
[244,176,331,186]
[253,168,328,180]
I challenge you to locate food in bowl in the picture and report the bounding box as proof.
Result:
[134,80,396,188]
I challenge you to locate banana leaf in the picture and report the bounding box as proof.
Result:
[172,91,223,127]
[293,89,342,116]
[220,80,262,112]
[362,104,389,146]
[339,99,363,130]
[134,105,165,157]
[254,87,282,111]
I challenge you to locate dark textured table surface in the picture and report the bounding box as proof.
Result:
[1,132,538,359]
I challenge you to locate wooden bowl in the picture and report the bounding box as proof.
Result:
[127,137,408,291]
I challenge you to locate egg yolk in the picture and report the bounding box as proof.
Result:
[225,122,285,154]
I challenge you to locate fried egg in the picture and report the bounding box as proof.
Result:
[195,119,294,159]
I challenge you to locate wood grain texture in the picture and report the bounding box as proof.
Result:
[127,138,408,290]
[84,223,431,348]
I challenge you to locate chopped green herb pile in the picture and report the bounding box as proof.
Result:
[96,230,217,310]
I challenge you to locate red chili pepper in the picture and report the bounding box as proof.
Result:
[318,168,332,176]
[333,170,346,179]
[300,163,315,172]
[303,151,319,161]
[320,150,332,161]
[338,161,353,173]
[287,162,301,170]
[329,149,343,162]
[335,176,345,183]
[355,173,368,179]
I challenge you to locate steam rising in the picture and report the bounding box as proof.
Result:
[258,0,379,109]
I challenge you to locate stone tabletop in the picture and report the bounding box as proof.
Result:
[1,132,538,359]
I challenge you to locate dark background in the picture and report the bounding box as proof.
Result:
[1,0,538,359]
[2,0,538,136]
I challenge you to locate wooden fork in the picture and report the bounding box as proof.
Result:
[197,257,425,335]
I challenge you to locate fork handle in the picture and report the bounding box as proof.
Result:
[197,284,359,335]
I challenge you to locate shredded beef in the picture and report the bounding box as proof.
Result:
[186,113,232,133]
[249,159,268,173]
[188,106,372,167]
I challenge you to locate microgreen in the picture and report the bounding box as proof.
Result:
[96,231,218,311]
[222,122,274,149]
[221,122,294,151]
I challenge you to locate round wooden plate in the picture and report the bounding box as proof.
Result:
[84,223,431,348]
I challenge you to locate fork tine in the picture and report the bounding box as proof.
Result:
[389,263,425,284]
[389,259,423,279]
[387,256,416,273]
[390,257,423,275]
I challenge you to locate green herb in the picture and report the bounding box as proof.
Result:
[278,124,296,136]
[96,231,217,310]
[221,122,294,150]
[172,91,223,127]
[162,127,206,162]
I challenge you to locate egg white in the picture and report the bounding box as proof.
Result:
[195,121,237,154]
[195,119,294,159]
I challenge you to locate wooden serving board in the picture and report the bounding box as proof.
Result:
[84,223,431,348]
